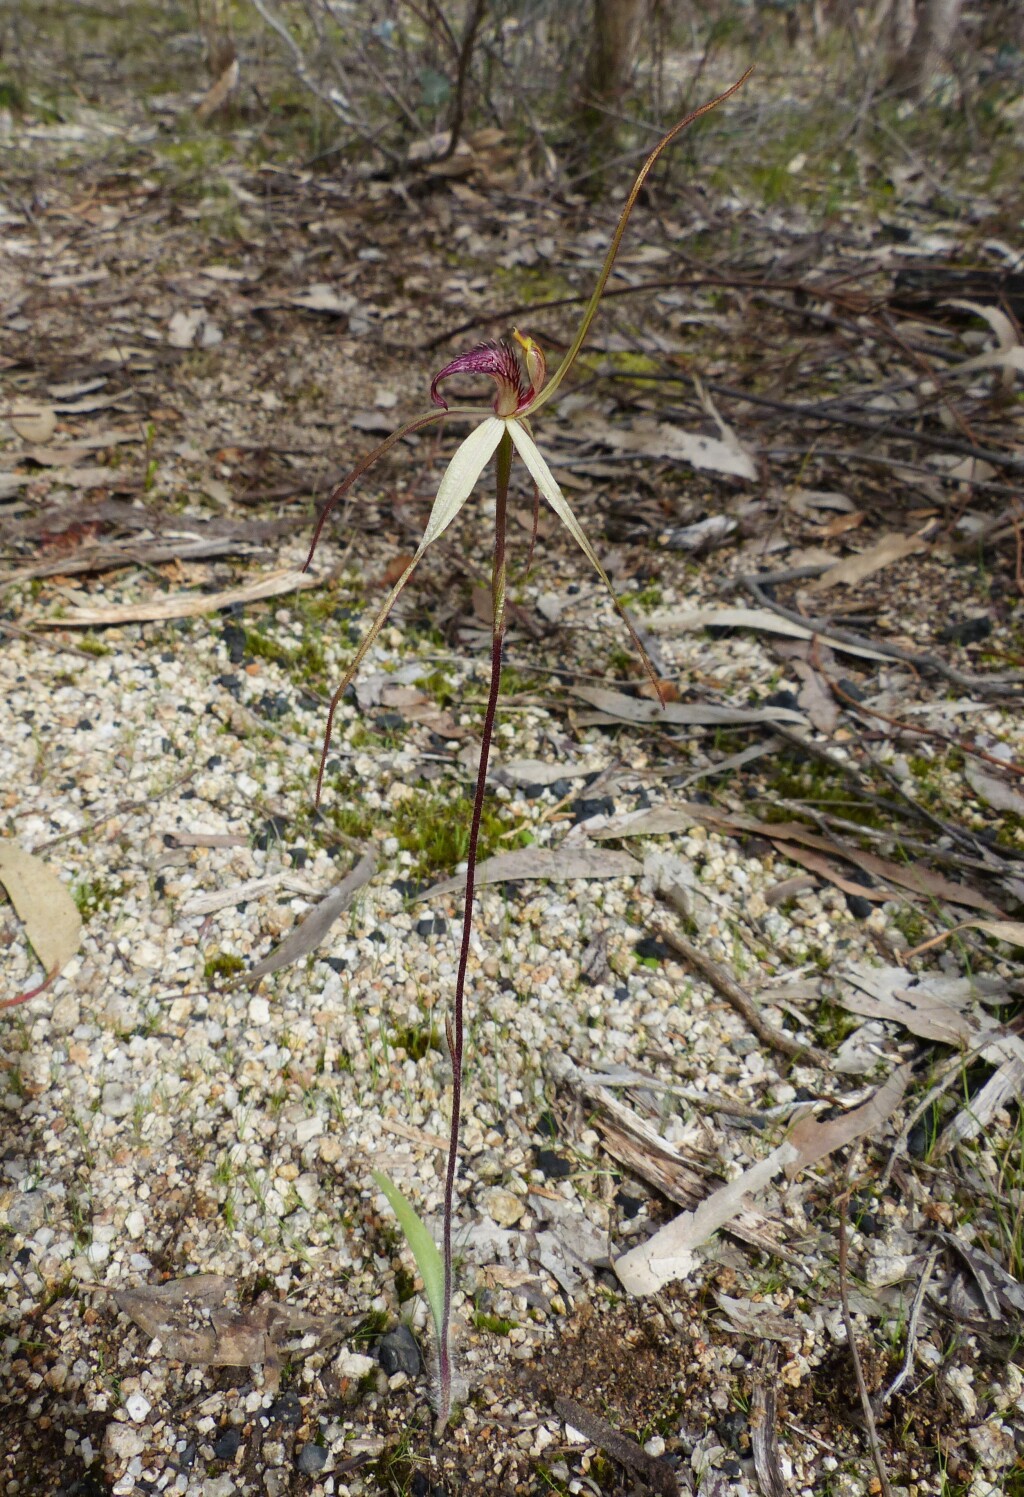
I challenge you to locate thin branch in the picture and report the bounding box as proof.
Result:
[883,1248,938,1404]
[740,575,1024,696]
[437,0,487,163]
[654,922,830,1068]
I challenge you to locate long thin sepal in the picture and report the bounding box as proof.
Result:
[302,405,495,572]
[523,68,753,417]
[506,421,664,700]
[313,417,506,803]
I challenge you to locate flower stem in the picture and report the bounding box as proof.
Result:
[436,428,512,1435]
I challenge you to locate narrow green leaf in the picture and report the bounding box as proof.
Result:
[372,1171,445,1339]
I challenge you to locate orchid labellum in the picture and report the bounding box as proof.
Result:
[302,69,752,1434]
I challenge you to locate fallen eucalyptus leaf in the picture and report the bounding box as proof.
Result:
[783,1066,910,1178]
[422,845,640,900]
[807,531,927,592]
[244,852,376,984]
[8,403,56,443]
[0,842,82,1002]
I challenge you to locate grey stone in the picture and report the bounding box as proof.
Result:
[101,1082,135,1118]
[296,1442,328,1474]
[378,1324,421,1377]
[7,1190,46,1234]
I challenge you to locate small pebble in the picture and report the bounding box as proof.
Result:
[124,1392,152,1423]
[378,1324,421,1377]
[7,1191,46,1235]
[483,1187,524,1227]
[296,1442,328,1474]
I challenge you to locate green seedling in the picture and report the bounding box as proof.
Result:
[303,68,752,1435]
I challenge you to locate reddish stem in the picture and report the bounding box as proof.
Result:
[436,428,511,1432]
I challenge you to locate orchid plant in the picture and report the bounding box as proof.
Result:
[303,70,751,1434]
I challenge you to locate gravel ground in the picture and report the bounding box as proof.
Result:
[3,523,1024,1494]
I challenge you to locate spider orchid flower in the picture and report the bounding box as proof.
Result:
[301,68,752,1436]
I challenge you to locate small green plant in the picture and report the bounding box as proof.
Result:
[302,70,752,1435]
[202,951,245,984]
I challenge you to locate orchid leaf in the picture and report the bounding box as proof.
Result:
[372,1171,445,1341]
[312,415,505,801]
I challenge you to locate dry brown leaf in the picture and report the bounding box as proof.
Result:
[783,1067,909,1179]
[593,801,1002,915]
[32,567,320,627]
[947,299,1022,394]
[423,845,641,900]
[7,403,56,443]
[570,684,805,728]
[0,842,82,1001]
[965,764,1024,817]
[771,842,889,903]
[52,393,124,414]
[381,552,416,587]
[973,919,1024,947]
[287,285,359,316]
[806,532,927,593]
[581,415,757,481]
[820,510,865,539]
[21,445,91,467]
[245,852,376,985]
[644,606,891,662]
[791,660,839,734]
[836,964,1010,1050]
[112,1276,352,1385]
[195,56,239,122]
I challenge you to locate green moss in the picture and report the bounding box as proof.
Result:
[71,877,122,922]
[352,1307,390,1345]
[891,907,931,947]
[392,1023,442,1062]
[414,668,455,707]
[471,1311,517,1335]
[390,788,525,876]
[242,625,327,682]
[815,999,860,1048]
[394,1265,416,1303]
[77,634,112,658]
[758,751,889,831]
[202,951,245,984]
[0,73,28,113]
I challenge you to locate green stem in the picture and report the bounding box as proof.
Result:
[436,428,511,1435]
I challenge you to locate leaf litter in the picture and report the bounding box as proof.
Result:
[2,15,1024,1496]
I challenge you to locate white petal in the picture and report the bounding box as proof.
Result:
[506,420,615,592]
[420,416,505,549]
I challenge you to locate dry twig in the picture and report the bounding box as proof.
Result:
[741,575,1024,696]
[654,922,830,1068]
[883,1248,938,1404]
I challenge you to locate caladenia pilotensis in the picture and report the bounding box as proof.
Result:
[302,67,752,1435]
